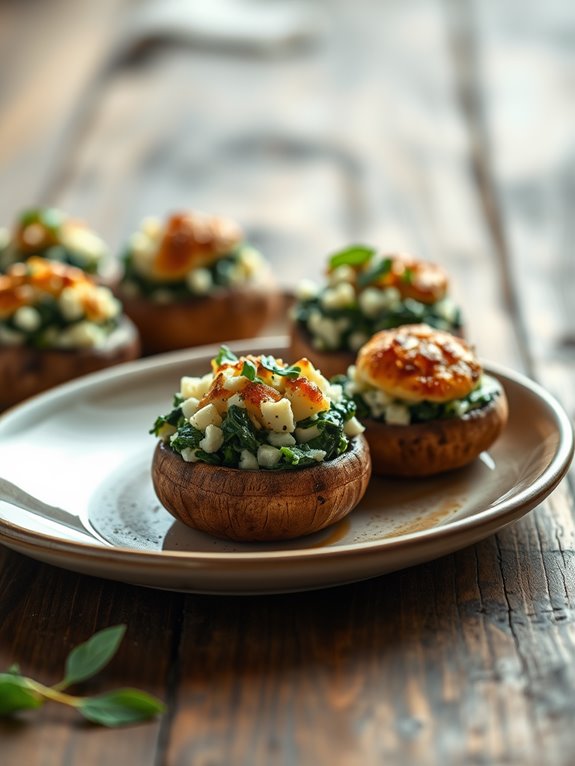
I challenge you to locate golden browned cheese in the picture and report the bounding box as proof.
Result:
[372,254,449,304]
[328,252,449,304]
[0,257,97,319]
[356,324,481,403]
[150,211,243,281]
[283,375,330,413]
[200,353,331,427]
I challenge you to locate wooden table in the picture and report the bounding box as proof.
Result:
[1,1,575,763]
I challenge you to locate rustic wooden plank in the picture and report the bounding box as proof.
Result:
[0,0,130,224]
[447,0,575,432]
[444,2,575,763]
[31,0,520,370]
[134,1,574,763]
[0,546,183,766]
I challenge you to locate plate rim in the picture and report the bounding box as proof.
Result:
[0,336,573,568]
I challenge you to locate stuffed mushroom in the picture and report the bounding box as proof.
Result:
[0,258,140,409]
[290,245,463,379]
[151,347,371,541]
[117,211,279,354]
[345,324,507,477]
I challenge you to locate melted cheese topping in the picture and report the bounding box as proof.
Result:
[182,354,332,433]
[0,257,119,324]
[327,252,449,304]
[355,324,481,403]
[132,211,244,282]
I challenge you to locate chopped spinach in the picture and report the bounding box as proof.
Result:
[294,291,462,352]
[355,377,501,424]
[150,402,184,435]
[168,424,203,452]
[357,256,393,288]
[121,247,249,300]
[278,446,324,468]
[221,405,260,454]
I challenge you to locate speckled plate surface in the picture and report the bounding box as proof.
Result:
[0,337,572,594]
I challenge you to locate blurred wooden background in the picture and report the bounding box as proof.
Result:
[1,1,575,764]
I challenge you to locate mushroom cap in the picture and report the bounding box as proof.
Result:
[152,435,372,541]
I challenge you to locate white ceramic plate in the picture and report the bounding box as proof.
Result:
[0,337,572,594]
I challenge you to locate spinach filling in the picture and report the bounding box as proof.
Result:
[0,296,119,349]
[121,245,251,300]
[0,209,101,274]
[294,296,462,352]
[293,244,462,351]
[349,376,501,425]
[151,397,357,470]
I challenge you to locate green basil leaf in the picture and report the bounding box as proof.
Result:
[62,625,126,688]
[328,245,375,270]
[241,360,257,381]
[0,674,44,715]
[214,345,238,366]
[259,355,301,378]
[78,689,165,727]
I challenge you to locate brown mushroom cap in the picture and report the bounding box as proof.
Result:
[152,434,372,542]
[0,317,140,410]
[119,274,281,355]
[364,389,509,478]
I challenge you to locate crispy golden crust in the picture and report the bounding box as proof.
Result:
[150,212,243,281]
[356,324,481,403]
[364,390,508,477]
[118,275,280,355]
[152,435,371,541]
[379,254,448,304]
[0,317,140,410]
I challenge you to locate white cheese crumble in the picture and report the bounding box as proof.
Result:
[181,374,212,400]
[320,282,355,311]
[257,444,282,468]
[295,278,319,301]
[13,306,41,332]
[267,432,296,448]
[260,398,295,433]
[190,403,222,431]
[344,416,365,436]
[294,424,321,443]
[181,448,201,463]
[186,268,212,295]
[199,424,224,453]
[239,450,259,470]
[181,397,200,420]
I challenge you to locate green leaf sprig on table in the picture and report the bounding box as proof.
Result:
[0,624,165,727]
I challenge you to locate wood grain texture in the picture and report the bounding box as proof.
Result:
[0,547,183,766]
[0,0,574,763]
